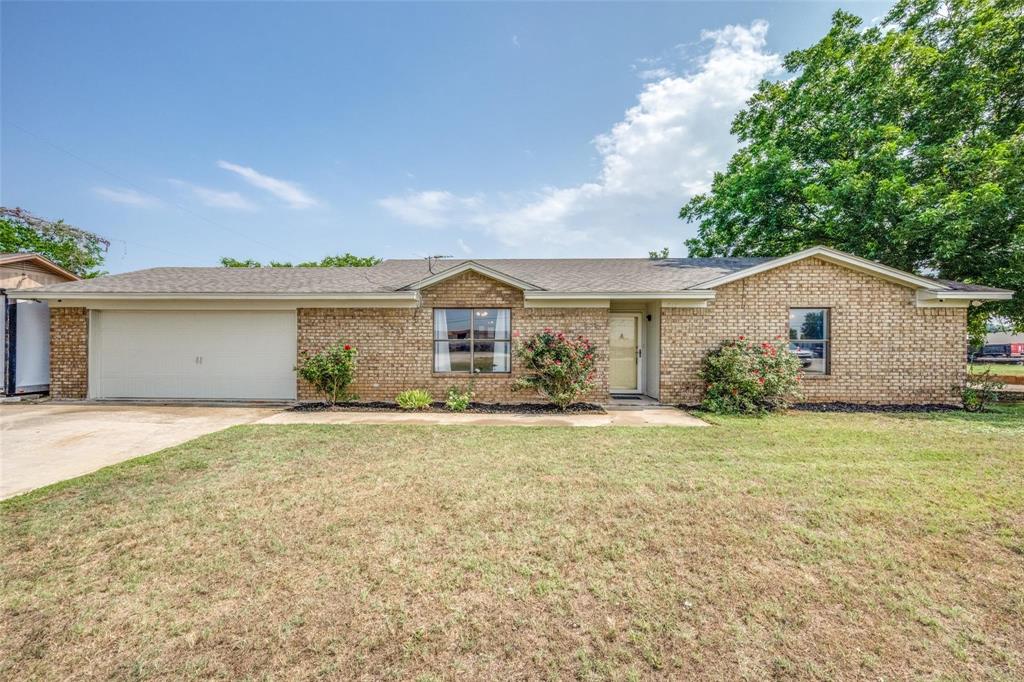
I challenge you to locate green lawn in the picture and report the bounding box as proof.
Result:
[971,362,1024,376]
[3,408,1023,680]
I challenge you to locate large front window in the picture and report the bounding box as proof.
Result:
[434,308,511,373]
[789,308,829,374]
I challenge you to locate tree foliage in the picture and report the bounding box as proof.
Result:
[681,0,1024,331]
[0,207,109,277]
[220,253,382,268]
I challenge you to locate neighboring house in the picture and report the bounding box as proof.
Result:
[12,246,1013,405]
[1,253,80,395]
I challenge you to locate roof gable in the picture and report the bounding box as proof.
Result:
[400,261,544,291]
[693,246,951,291]
[0,252,79,281]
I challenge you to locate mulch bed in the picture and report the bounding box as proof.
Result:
[292,401,606,414]
[790,402,962,414]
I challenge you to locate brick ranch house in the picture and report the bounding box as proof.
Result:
[13,246,1013,405]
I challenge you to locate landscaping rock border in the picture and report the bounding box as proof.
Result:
[292,401,606,414]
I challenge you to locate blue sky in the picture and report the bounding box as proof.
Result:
[2,1,891,273]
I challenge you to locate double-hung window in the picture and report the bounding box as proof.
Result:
[789,308,830,374]
[434,308,511,373]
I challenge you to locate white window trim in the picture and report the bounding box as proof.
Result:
[433,308,512,374]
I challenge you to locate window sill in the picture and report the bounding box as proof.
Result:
[431,372,512,378]
[800,373,832,380]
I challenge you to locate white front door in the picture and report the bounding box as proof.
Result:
[609,312,642,393]
[90,311,297,400]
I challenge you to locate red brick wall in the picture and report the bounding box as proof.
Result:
[660,257,967,405]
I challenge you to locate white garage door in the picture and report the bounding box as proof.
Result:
[91,311,297,400]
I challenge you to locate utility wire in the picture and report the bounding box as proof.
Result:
[8,121,302,260]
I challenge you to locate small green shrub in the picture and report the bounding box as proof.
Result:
[295,342,357,404]
[445,383,473,412]
[700,336,802,414]
[958,368,1004,412]
[396,389,433,410]
[512,329,596,410]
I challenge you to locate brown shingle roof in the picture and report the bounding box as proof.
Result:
[14,254,1012,297]
[17,258,769,295]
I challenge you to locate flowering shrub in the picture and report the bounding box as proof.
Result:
[512,328,596,410]
[445,382,473,412]
[396,389,433,410]
[700,336,802,414]
[295,342,357,404]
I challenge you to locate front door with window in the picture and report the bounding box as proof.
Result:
[609,313,642,393]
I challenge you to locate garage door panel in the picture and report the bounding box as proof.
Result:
[92,311,296,400]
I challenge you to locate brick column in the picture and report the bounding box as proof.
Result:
[50,307,88,399]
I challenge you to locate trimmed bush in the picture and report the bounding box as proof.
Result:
[445,383,473,412]
[295,342,357,404]
[700,336,801,414]
[512,329,596,410]
[958,369,1004,412]
[396,389,433,410]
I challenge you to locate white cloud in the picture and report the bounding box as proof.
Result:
[512,34,520,48]
[636,67,674,81]
[93,186,161,207]
[457,238,472,255]
[217,160,318,209]
[376,190,481,227]
[169,179,257,211]
[377,21,781,256]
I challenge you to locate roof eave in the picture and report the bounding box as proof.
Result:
[6,290,421,302]
[0,253,80,281]
[524,290,716,300]
[916,290,1014,302]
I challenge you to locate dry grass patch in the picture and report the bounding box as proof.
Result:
[2,407,1023,680]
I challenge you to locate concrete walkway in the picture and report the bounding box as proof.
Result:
[258,406,707,428]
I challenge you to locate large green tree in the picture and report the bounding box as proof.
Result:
[0,207,109,278]
[681,0,1023,332]
[220,253,382,268]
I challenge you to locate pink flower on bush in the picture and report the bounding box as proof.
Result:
[343,344,352,351]
[512,329,597,410]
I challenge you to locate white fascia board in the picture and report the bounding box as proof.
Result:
[12,290,420,304]
[916,289,1013,303]
[695,246,951,291]
[525,290,716,301]
[403,261,542,291]
[524,291,715,309]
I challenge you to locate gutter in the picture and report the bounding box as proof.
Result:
[916,290,1014,303]
[524,290,716,301]
[5,290,422,303]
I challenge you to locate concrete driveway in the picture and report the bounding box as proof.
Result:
[0,403,281,499]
